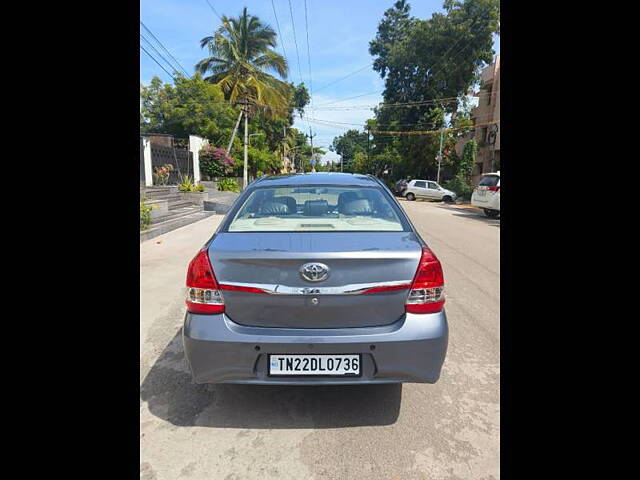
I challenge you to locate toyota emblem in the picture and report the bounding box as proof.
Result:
[300,262,330,282]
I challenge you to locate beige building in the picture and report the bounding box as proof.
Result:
[466,55,500,182]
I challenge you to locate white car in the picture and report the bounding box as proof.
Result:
[403,180,457,203]
[471,172,500,217]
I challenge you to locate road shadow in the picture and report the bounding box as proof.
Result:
[451,212,500,226]
[140,329,402,429]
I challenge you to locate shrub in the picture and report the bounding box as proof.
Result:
[178,174,205,192]
[217,177,240,192]
[178,174,195,192]
[443,174,474,201]
[200,146,235,179]
[140,199,154,230]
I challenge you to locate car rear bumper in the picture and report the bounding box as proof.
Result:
[471,193,499,210]
[183,311,448,385]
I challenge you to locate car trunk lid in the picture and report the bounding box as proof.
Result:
[208,232,422,328]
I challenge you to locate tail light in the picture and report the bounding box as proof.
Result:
[405,246,445,314]
[185,247,224,314]
[487,186,500,192]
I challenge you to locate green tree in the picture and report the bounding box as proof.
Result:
[139,74,239,147]
[293,83,311,119]
[459,139,477,179]
[444,139,476,199]
[330,129,368,172]
[369,0,415,78]
[367,0,499,180]
[196,7,290,117]
[351,152,368,174]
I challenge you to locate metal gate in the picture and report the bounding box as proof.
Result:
[150,143,194,184]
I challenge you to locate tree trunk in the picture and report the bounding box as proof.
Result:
[243,102,249,189]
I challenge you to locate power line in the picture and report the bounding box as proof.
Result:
[287,0,304,84]
[270,0,289,71]
[315,16,493,109]
[140,45,175,80]
[313,63,373,94]
[203,0,223,21]
[303,0,315,117]
[315,90,496,109]
[428,13,493,81]
[315,90,382,107]
[140,21,190,77]
[371,120,499,136]
[313,90,498,110]
[140,34,182,77]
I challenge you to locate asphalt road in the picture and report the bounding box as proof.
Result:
[140,199,500,480]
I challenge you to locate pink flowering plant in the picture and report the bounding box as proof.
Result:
[153,164,174,185]
[200,145,235,179]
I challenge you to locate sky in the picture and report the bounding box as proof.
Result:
[140,0,499,163]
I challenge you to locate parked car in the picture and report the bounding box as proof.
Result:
[183,172,448,385]
[471,172,500,217]
[394,178,408,196]
[403,179,457,203]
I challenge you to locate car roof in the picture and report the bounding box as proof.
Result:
[251,172,381,187]
[481,172,500,177]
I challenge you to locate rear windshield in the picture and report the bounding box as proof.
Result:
[478,175,500,186]
[227,186,406,232]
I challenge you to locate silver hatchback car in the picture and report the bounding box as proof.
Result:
[183,173,448,385]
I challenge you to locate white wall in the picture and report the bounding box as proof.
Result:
[142,137,153,186]
[189,135,209,183]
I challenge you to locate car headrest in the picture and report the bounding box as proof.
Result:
[337,191,359,213]
[273,196,297,214]
[343,199,372,216]
[303,199,328,216]
[259,201,290,216]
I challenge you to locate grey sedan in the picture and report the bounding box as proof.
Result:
[183,173,448,385]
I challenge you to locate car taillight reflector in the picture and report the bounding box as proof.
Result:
[219,284,268,294]
[487,185,500,191]
[185,247,224,314]
[360,283,412,294]
[405,246,445,314]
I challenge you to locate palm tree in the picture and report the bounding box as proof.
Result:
[196,8,290,188]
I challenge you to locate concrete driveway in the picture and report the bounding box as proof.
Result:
[140,199,499,480]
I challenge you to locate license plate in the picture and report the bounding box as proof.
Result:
[477,189,486,196]
[268,354,361,376]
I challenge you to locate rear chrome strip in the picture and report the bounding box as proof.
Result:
[219,280,412,295]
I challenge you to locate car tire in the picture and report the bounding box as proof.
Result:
[406,193,416,201]
[484,209,499,218]
[442,195,452,203]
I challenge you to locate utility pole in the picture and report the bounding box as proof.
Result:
[366,126,370,164]
[243,100,248,189]
[436,127,444,184]
[283,126,287,172]
[309,127,316,173]
[226,108,243,155]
